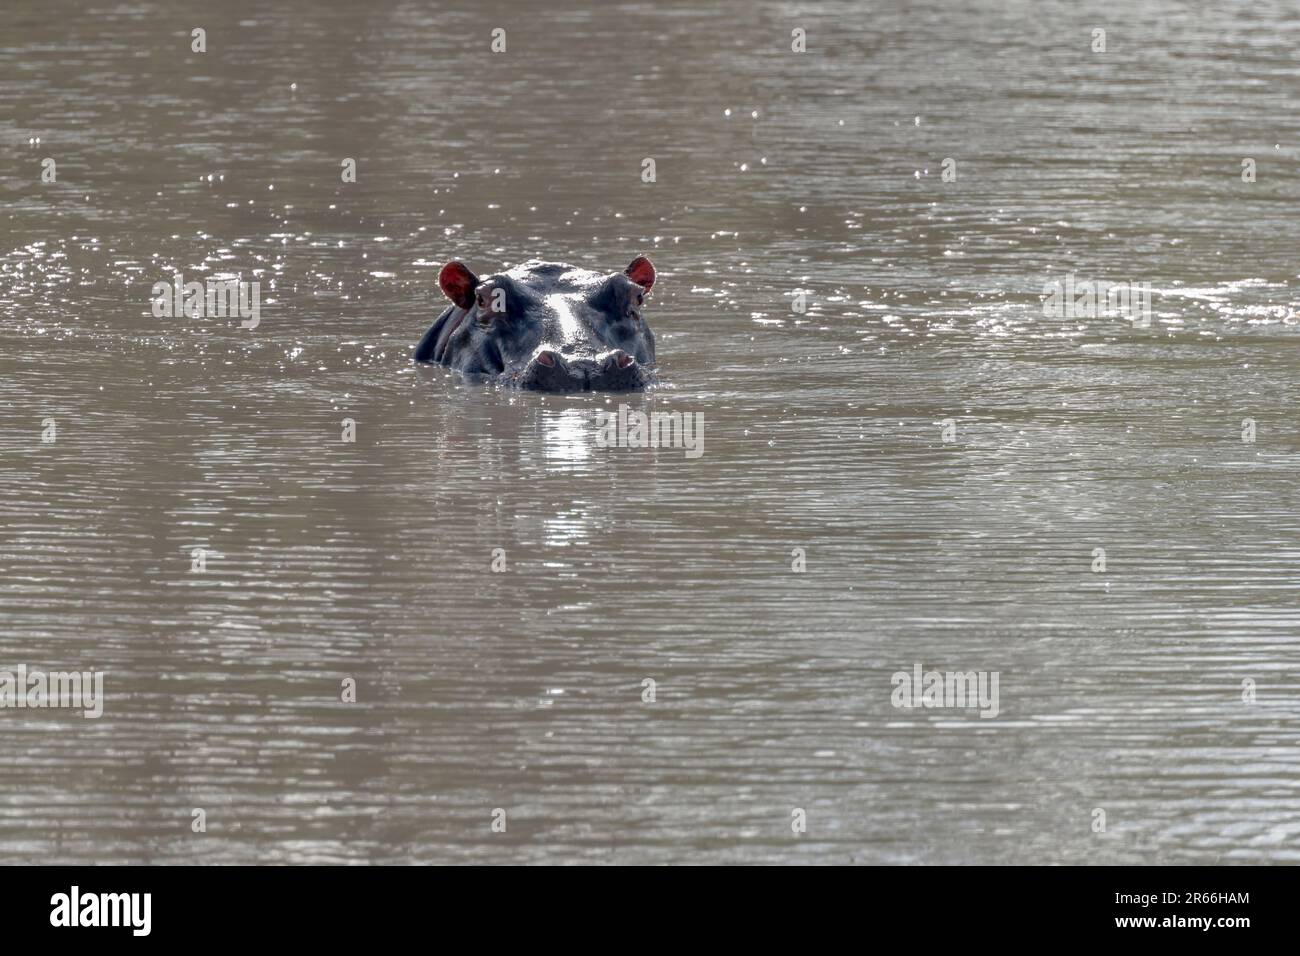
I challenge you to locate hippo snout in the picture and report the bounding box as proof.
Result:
[518,349,650,392]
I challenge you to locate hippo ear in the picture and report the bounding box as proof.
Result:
[624,255,655,292]
[439,261,479,309]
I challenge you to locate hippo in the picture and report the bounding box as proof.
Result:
[414,256,658,391]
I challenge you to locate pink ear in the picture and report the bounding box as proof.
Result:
[624,255,655,292]
[439,261,479,309]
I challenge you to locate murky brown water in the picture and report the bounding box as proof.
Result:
[3,0,1299,864]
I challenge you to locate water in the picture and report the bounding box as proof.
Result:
[2,0,1299,864]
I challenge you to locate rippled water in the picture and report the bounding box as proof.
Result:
[2,1,1299,864]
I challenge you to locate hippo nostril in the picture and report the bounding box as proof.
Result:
[536,350,556,368]
[613,350,635,369]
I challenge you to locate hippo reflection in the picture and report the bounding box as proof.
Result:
[414,256,659,392]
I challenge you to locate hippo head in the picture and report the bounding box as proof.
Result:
[426,256,658,391]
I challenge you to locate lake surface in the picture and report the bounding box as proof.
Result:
[2,0,1299,864]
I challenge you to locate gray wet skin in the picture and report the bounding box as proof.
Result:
[414,256,658,392]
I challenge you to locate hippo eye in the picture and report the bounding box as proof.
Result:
[625,292,645,321]
[476,286,509,320]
